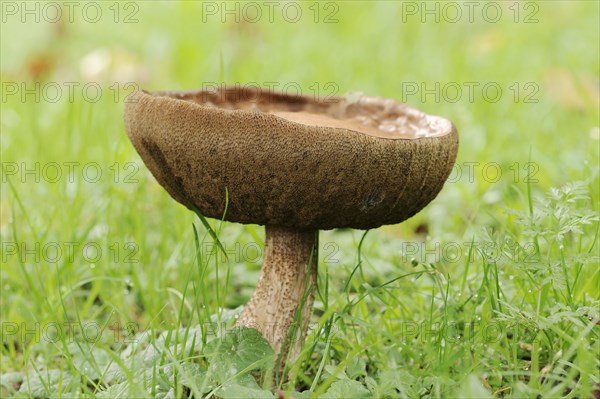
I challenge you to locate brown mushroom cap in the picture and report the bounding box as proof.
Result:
[124,87,458,230]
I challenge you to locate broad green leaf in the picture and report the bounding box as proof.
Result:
[320,380,371,399]
[456,374,492,399]
[0,372,23,397]
[345,357,366,380]
[18,369,73,398]
[218,381,275,399]
[205,327,274,381]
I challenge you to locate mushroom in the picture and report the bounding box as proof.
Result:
[123,86,458,364]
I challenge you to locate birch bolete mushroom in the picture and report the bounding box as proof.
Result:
[124,86,458,362]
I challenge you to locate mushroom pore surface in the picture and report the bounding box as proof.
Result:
[124,86,459,230]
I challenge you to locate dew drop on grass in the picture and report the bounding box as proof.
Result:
[90,263,95,269]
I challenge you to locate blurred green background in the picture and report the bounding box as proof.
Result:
[2,1,597,233]
[1,1,599,397]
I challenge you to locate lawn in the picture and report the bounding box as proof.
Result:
[1,1,599,398]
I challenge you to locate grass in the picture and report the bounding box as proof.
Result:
[1,1,599,398]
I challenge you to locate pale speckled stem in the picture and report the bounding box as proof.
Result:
[236,226,317,364]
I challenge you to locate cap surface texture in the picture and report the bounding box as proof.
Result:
[124,87,458,230]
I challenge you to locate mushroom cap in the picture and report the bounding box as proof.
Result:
[124,87,458,230]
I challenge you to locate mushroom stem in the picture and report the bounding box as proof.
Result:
[236,225,317,364]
